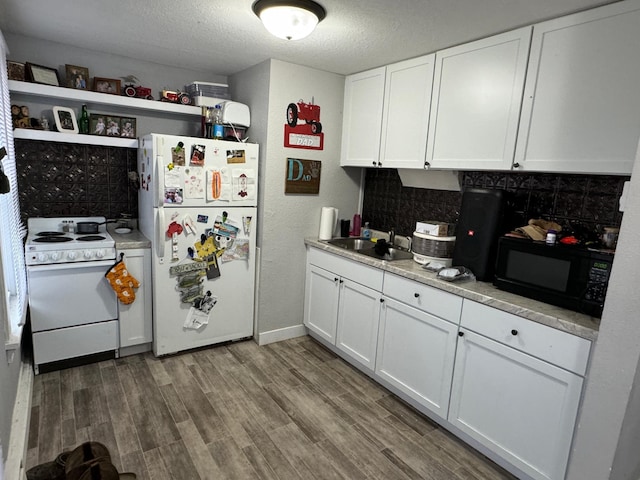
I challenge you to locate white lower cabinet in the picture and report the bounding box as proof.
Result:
[304,248,384,371]
[117,248,153,351]
[449,300,590,480]
[375,297,458,419]
[304,247,592,480]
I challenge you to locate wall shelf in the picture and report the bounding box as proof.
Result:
[13,128,138,148]
[8,80,201,117]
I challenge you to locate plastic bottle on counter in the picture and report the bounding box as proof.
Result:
[546,229,557,245]
[352,214,361,237]
[362,222,371,239]
[213,105,224,140]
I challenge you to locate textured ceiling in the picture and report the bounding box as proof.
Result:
[0,0,619,76]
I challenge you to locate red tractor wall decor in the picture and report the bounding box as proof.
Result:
[286,98,322,134]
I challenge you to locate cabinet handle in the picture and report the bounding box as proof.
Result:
[458,331,464,337]
[513,162,520,168]
[334,277,339,282]
[372,161,377,166]
[339,279,344,284]
[379,298,384,303]
[424,161,430,168]
[378,162,382,167]
[414,293,419,298]
[511,329,518,336]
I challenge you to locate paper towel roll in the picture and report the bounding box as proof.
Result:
[318,207,338,240]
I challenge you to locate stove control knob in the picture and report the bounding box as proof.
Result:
[95,249,105,259]
[50,252,60,261]
[68,251,77,260]
[37,253,49,262]
[84,250,94,260]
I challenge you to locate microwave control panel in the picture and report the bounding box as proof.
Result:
[583,260,612,303]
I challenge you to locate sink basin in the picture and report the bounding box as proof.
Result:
[358,246,414,261]
[325,237,374,250]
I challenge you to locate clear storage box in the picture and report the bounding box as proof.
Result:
[186,81,230,99]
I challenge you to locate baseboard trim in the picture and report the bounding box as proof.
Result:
[4,358,33,480]
[256,324,307,346]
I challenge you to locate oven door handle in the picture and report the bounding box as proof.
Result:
[157,208,166,258]
[27,259,116,273]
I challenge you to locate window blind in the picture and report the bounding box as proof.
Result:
[0,31,28,341]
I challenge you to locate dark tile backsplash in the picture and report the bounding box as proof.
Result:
[15,140,138,223]
[363,169,628,239]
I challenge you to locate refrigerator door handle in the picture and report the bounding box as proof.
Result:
[157,208,165,258]
[155,155,165,208]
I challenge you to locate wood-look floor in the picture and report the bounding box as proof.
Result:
[27,336,517,480]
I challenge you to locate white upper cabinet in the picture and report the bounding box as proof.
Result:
[341,55,435,168]
[379,54,435,169]
[341,67,386,167]
[514,1,640,175]
[426,27,531,171]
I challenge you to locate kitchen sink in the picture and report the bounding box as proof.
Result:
[357,246,414,261]
[325,237,375,250]
[324,238,413,261]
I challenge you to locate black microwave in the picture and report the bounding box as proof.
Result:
[493,236,614,318]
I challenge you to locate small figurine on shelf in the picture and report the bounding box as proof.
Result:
[40,115,50,131]
[121,75,154,100]
[11,104,30,129]
[160,89,192,105]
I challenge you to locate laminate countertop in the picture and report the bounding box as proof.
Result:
[305,238,600,341]
[108,225,151,249]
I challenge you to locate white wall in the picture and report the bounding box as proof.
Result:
[233,59,361,342]
[567,141,640,480]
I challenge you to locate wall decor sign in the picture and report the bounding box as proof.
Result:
[283,98,324,150]
[284,158,321,194]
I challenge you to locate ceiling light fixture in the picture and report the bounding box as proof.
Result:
[252,0,326,41]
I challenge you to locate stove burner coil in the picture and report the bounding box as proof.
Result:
[35,231,66,236]
[76,235,106,241]
[33,236,73,243]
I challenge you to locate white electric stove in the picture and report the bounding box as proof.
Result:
[25,217,119,374]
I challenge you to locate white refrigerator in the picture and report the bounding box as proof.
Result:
[138,134,259,356]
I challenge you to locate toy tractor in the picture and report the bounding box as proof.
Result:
[286,98,322,134]
[160,89,192,105]
[123,84,154,100]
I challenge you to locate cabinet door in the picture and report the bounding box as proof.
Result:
[304,264,340,344]
[515,2,640,174]
[335,278,381,371]
[449,329,584,480]
[426,27,531,170]
[118,248,152,348]
[375,297,458,419]
[379,54,435,169]
[340,67,386,167]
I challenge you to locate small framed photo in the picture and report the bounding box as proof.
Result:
[25,62,60,86]
[93,77,121,95]
[105,116,121,136]
[65,64,89,90]
[120,117,136,138]
[7,61,25,81]
[52,106,78,134]
[89,114,107,135]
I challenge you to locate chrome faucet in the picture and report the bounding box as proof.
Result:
[388,229,395,246]
[406,235,412,252]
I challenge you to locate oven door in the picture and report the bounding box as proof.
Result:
[27,260,118,332]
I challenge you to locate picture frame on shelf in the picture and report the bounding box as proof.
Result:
[89,114,107,135]
[93,77,121,95]
[65,64,89,90]
[105,116,121,136]
[25,62,60,86]
[120,117,136,138]
[52,106,79,134]
[7,61,25,81]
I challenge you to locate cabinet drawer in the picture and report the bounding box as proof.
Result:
[307,247,383,290]
[383,273,462,324]
[461,300,591,375]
